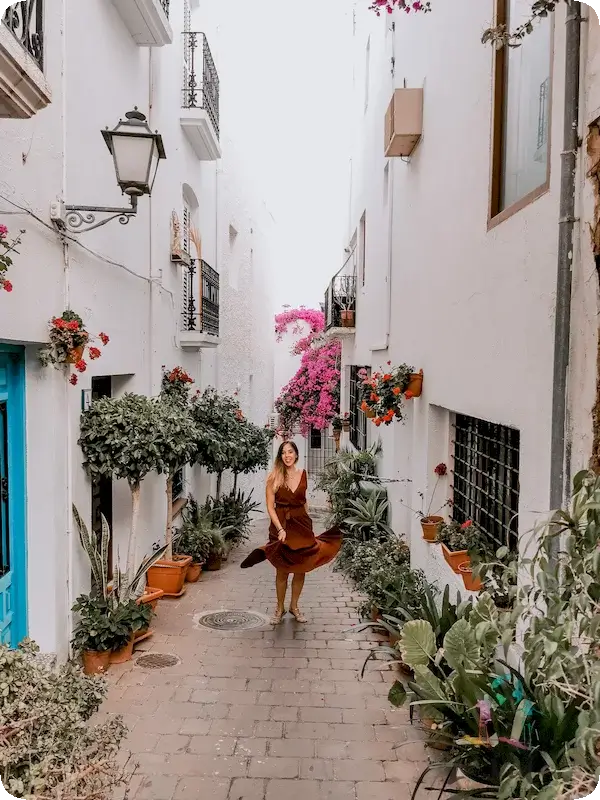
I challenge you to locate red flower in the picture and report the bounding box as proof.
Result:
[75,359,87,373]
[383,373,392,382]
[370,392,378,402]
[99,332,109,346]
[405,390,414,400]
[392,387,401,396]
[361,401,368,412]
[88,347,101,360]
[66,321,79,331]
[0,225,8,238]
[461,520,473,529]
[69,374,78,386]
[53,318,65,328]
[374,418,382,427]
[3,280,12,293]
[434,463,447,477]
[387,361,391,366]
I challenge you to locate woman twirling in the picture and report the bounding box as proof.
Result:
[241,441,342,624]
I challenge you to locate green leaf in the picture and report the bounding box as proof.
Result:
[388,680,407,707]
[443,619,480,670]
[398,620,436,668]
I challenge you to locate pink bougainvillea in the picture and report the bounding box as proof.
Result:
[370,0,430,15]
[276,338,341,436]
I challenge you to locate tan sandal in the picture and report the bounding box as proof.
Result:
[290,608,308,623]
[271,608,285,625]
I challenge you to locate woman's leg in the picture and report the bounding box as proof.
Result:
[290,573,307,622]
[272,570,289,623]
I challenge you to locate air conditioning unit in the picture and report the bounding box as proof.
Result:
[384,88,423,158]
[267,413,279,430]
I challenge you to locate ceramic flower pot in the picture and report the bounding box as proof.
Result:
[442,543,469,574]
[137,586,164,610]
[82,649,111,675]
[110,635,135,665]
[147,555,192,596]
[186,562,203,583]
[459,562,482,592]
[364,409,376,419]
[66,345,85,364]
[405,370,423,398]
[421,516,443,542]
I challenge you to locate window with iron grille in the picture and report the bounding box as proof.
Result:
[349,365,368,452]
[451,414,520,552]
[310,428,322,449]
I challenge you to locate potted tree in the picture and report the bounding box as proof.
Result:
[337,275,356,327]
[79,393,163,587]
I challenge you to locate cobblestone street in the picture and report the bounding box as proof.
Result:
[103,521,431,800]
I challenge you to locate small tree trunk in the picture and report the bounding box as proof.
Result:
[127,481,141,583]
[233,472,238,493]
[166,474,174,561]
[216,472,223,500]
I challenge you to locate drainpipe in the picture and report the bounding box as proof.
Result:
[549,2,582,528]
[148,48,155,395]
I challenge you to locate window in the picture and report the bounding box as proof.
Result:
[310,428,322,449]
[349,365,368,452]
[451,414,520,552]
[359,212,366,287]
[490,0,552,222]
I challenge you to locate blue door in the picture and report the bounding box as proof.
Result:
[0,347,27,647]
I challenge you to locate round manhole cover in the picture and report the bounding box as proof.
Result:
[196,610,268,631]
[135,653,180,669]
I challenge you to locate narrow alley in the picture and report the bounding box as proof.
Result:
[104,518,430,800]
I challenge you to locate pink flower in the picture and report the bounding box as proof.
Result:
[69,374,78,386]
[2,280,12,293]
[461,520,473,529]
[0,225,7,238]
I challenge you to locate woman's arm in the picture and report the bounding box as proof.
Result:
[266,480,286,541]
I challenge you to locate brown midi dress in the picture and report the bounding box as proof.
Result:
[240,470,342,574]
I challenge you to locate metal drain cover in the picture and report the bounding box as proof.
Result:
[196,610,268,630]
[135,653,180,669]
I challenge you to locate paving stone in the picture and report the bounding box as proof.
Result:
[248,757,299,779]
[174,777,231,800]
[136,775,179,800]
[228,778,267,800]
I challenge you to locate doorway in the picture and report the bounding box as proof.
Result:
[91,377,113,575]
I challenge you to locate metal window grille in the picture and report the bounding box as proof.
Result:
[306,430,336,480]
[3,0,44,71]
[181,259,219,336]
[451,414,520,552]
[349,366,368,452]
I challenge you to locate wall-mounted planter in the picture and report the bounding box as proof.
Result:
[441,543,469,574]
[406,370,423,397]
[459,562,482,592]
[421,516,443,542]
[384,88,423,158]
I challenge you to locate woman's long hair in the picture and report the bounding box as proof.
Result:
[268,440,299,492]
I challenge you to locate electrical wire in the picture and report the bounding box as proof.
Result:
[0,191,175,302]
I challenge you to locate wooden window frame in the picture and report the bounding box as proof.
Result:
[488,0,555,230]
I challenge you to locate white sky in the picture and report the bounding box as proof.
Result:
[206,0,355,313]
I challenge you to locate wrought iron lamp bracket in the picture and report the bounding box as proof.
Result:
[50,196,138,234]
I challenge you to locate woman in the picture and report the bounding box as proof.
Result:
[241,441,342,624]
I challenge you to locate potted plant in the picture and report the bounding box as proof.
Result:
[341,412,351,433]
[39,310,109,387]
[337,275,356,327]
[358,363,423,427]
[70,594,119,675]
[205,529,226,571]
[0,640,130,800]
[331,415,342,449]
[0,225,24,294]
[108,599,153,663]
[402,463,450,541]
[437,519,482,573]
[458,561,483,592]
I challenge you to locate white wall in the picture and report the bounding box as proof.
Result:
[339,0,575,597]
[0,0,276,656]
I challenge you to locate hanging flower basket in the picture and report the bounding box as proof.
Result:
[0,226,25,294]
[358,364,423,426]
[38,311,110,386]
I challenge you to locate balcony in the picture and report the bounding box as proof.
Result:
[112,0,172,47]
[324,275,356,338]
[178,258,220,350]
[0,0,51,118]
[180,32,221,161]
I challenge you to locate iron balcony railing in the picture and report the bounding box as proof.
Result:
[3,0,44,71]
[159,0,169,15]
[324,275,357,330]
[182,32,220,139]
[182,258,220,337]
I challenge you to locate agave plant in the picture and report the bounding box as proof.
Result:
[343,493,394,541]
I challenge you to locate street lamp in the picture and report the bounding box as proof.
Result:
[50,108,166,234]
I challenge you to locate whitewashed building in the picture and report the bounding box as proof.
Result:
[330,0,600,594]
[0,0,275,658]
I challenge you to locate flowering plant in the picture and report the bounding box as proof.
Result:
[370,0,430,15]
[358,362,418,426]
[403,463,451,521]
[0,225,25,293]
[275,338,341,436]
[275,307,325,355]
[437,519,483,553]
[38,311,109,385]
[161,365,194,405]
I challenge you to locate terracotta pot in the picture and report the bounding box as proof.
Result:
[147,555,192,596]
[66,345,85,364]
[186,562,203,583]
[134,626,149,641]
[364,409,376,419]
[342,421,350,433]
[442,543,469,574]
[205,553,223,571]
[370,605,381,622]
[421,516,443,542]
[110,636,135,665]
[137,586,164,610]
[82,649,111,676]
[405,370,423,398]
[341,309,355,328]
[459,562,482,592]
